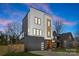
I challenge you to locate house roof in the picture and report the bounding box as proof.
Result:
[58,32,74,40]
[29,7,52,17]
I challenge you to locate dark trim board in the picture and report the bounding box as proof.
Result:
[24,36,45,51]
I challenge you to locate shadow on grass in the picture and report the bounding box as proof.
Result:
[4,52,42,56]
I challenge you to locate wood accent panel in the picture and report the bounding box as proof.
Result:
[47,19,51,37]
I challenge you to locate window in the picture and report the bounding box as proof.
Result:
[69,36,71,39]
[33,29,36,35]
[47,20,51,26]
[35,17,38,24]
[28,28,29,33]
[34,17,41,25]
[37,29,42,36]
[37,29,39,35]
[40,30,42,36]
[38,18,41,24]
[33,28,42,36]
[47,31,51,37]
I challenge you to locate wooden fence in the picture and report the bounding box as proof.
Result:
[0,44,24,55]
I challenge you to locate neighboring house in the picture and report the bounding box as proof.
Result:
[74,37,79,47]
[22,7,54,51]
[58,32,74,48]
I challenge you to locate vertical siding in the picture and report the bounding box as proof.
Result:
[28,8,45,37]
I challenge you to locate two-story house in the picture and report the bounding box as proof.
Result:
[22,7,54,51]
[58,32,74,48]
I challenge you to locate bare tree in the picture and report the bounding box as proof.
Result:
[6,21,22,44]
[0,31,7,45]
[53,19,63,48]
[75,25,79,41]
[53,19,63,36]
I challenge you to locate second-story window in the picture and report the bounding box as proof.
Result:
[33,28,36,35]
[36,29,42,36]
[34,17,41,25]
[47,31,51,37]
[33,28,42,36]
[40,30,42,36]
[37,29,39,36]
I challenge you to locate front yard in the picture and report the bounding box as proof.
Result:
[1,47,79,56]
[4,52,41,56]
[4,48,79,56]
[55,48,79,53]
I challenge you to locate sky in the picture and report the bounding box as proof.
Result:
[0,3,79,36]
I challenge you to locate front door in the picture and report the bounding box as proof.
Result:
[46,40,52,49]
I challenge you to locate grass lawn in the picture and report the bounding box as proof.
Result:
[4,52,42,56]
[56,48,66,52]
[3,48,79,56]
[55,48,79,53]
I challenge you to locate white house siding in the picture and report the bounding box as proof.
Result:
[27,8,53,40]
[27,8,45,37]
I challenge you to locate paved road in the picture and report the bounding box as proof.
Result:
[29,51,79,56]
